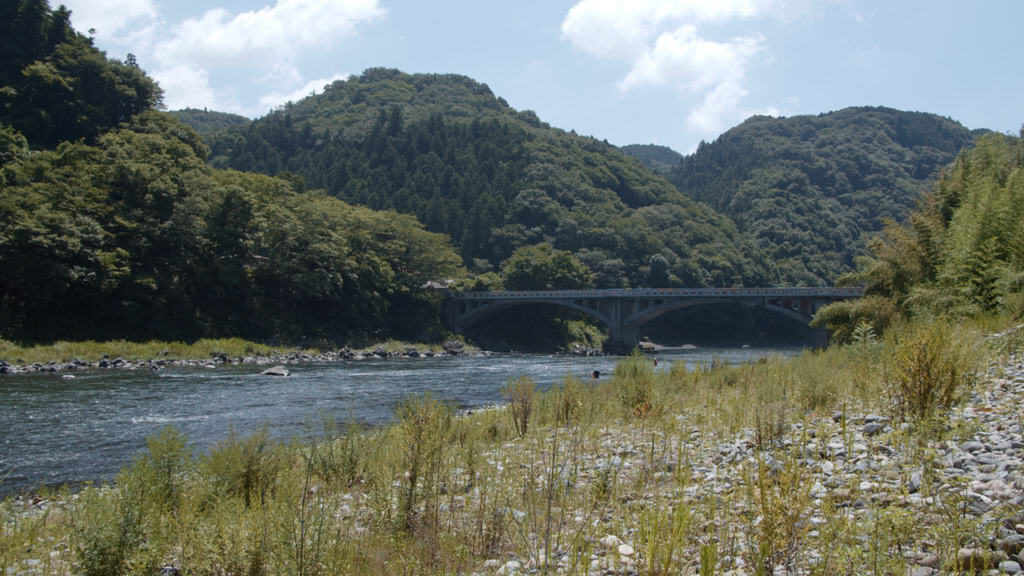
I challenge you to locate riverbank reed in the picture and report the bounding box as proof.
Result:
[1,317,1018,575]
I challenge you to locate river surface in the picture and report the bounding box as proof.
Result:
[0,347,797,496]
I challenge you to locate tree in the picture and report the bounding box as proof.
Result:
[501,243,593,290]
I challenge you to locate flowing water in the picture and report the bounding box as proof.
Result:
[0,347,797,496]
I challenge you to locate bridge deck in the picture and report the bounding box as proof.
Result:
[449,287,864,300]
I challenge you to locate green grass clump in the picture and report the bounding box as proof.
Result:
[883,322,977,423]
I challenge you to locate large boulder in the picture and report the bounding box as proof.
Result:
[261,365,289,376]
[443,340,465,355]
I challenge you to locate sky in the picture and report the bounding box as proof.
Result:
[61,0,1023,153]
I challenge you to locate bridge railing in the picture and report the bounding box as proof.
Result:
[449,287,865,300]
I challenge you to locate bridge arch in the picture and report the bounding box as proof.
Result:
[622,298,814,333]
[453,298,612,332]
[445,287,861,352]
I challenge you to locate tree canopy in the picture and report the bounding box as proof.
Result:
[813,130,1024,341]
[666,108,978,285]
[501,243,593,290]
[0,0,162,148]
[185,69,773,289]
[0,5,463,344]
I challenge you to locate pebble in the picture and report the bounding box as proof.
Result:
[1001,560,1022,575]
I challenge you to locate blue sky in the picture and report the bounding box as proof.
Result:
[62,0,1022,153]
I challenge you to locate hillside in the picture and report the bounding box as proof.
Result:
[201,68,774,288]
[667,108,977,285]
[620,143,682,175]
[0,4,462,345]
[170,108,250,141]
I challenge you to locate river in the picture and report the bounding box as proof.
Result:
[0,347,797,496]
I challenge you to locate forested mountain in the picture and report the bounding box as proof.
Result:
[170,108,250,141]
[814,130,1024,340]
[0,1,461,344]
[196,69,773,288]
[0,1,160,148]
[667,108,978,285]
[621,144,682,175]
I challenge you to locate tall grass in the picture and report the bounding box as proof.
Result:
[0,316,1016,575]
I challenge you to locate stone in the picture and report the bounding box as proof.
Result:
[957,548,1006,571]
[909,471,922,494]
[863,422,885,436]
[617,544,634,557]
[600,534,622,548]
[999,535,1024,555]
[1001,561,1022,575]
[261,365,289,376]
[919,553,940,568]
[907,567,936,576]
[962,441,986,453]
[160,566,181,576]
[443,340,465,355]
[496,560,521,575]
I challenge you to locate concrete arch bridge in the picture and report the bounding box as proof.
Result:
[443,287,864,353]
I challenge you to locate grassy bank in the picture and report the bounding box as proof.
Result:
[0,337,478,366]
[2,317,1022,575]
[0,338,315,365]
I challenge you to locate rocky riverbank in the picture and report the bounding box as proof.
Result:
[0,339,612,376]
[5,337,1020,575]
[0,340,487,376]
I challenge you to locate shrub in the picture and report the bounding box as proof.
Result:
[121,425,193,513]
[72,487,140,576]
[555,374,585,426]
[884,323,975,422]
[396,394,452,532]
[203,425,284,507]
[503,376,536,436]
[615,350,657,418]
[742,456,812,576]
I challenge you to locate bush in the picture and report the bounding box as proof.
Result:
[503,376,536,436]
[72,488,140,576]
[203,425,284,507]
[554,374,585,426]
[615,350,657,418]
[396,394,452,532]
[884,323,975,422]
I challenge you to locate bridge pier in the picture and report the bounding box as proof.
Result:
[605,320,639,355]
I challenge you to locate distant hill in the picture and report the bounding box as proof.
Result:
[202,68,773,288]
[667,107,977,285]
[171,108,250,141]
[621,144,682,175]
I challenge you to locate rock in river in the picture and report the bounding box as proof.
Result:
[261,365,289,376]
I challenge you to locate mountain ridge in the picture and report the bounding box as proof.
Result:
[191,68,774,289]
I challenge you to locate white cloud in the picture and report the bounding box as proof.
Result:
[153,0,385,70]
[619,26,763,91]
[562,0,782,137]
[62,0,158,44]
[259,73,350,111]
[151,64,220,111]
[79,0,385,114]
